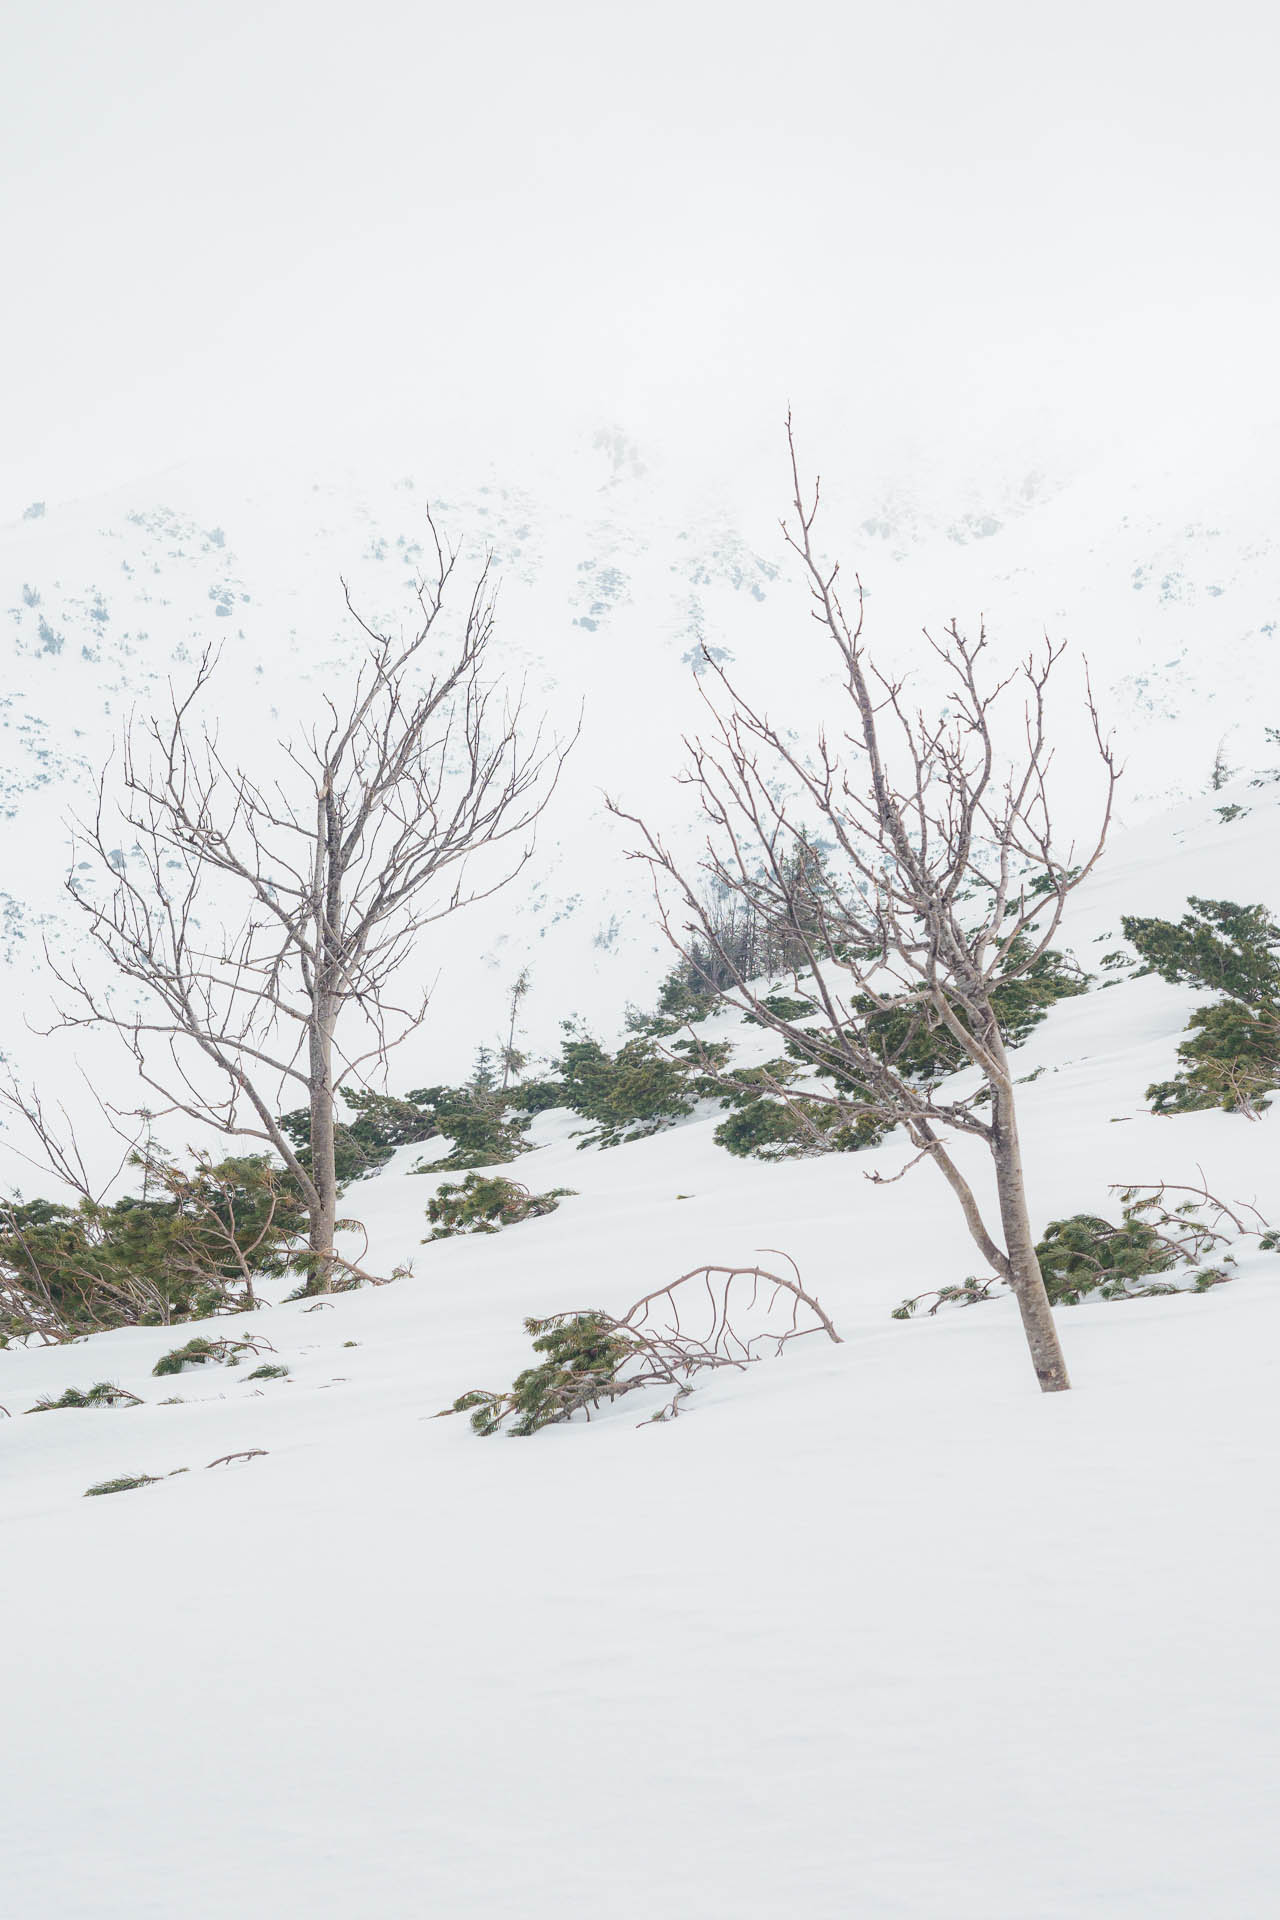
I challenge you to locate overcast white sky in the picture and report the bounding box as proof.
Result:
[2,0,1276,506]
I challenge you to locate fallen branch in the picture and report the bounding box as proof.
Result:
[439,1255,840,1436]
[892,1277,1004,1319]
[1111,1172,1273,1251]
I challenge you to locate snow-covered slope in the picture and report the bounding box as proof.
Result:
[3,784,1279,1917]
[1,419,1278,1137]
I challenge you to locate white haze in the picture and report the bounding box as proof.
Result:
[3,1,1277,511]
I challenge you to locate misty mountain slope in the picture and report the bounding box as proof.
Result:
[2,784,1278,1918]
[1,427,1277,1132]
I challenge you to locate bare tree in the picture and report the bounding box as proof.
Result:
[46,519,574,1290]
[613,423,1119,1394]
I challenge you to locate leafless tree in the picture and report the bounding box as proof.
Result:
[613,422,1119,1394]
[45,518,575,1290]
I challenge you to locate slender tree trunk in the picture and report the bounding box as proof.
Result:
[988,1061,1070,1393]
[306,995,339,1292]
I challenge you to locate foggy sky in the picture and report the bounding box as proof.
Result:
[3,0,1276,508]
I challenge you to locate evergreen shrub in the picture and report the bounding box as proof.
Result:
[446,1313,636,1435]
[1121,898,1280,1116]
[1147,1001,1280,1116]
[152,1336,270,1376]
[0,1153,304,1343]
[1034,1212,1228,1303]
[425,1174,573,1239]
[555,1030,710,1146]
[26,1382,141,1413]
[1121,897,1280,1002]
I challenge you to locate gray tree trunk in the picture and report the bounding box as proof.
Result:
[306,996,339,1292]
[988,1057,1070,1393]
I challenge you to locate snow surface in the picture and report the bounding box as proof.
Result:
[3,787,1280,1917]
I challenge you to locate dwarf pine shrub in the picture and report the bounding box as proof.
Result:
[152,1337,221,1376]
[710,1044,891,1160]
[714,1094,887,1159]
[554,1030,704,1146]
[1035,1213,1184,1303]
[1035,1211,1233,1302]
[1122,898,1280,1116]
[26,1382,141,1413]
[425,1174,573,1239]
[442,1257,839,1435]
[282,1074,544,1189]
[712,942,1084,1161]
[0,1151,304,1344]
[894,1192,1238,1319]
[445,1313,639,1435]
[743,992,819,1025]
[1121,897,1280,1003]
[650,955,721,1028]
[84,1474,161,1496]
[278,1089,437,1184]
[850,940,1089,1084]
[1147,1001,1280,1117]
[152,1336,268,1376]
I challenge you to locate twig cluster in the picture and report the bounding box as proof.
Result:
[1111,1175,1271,1257]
